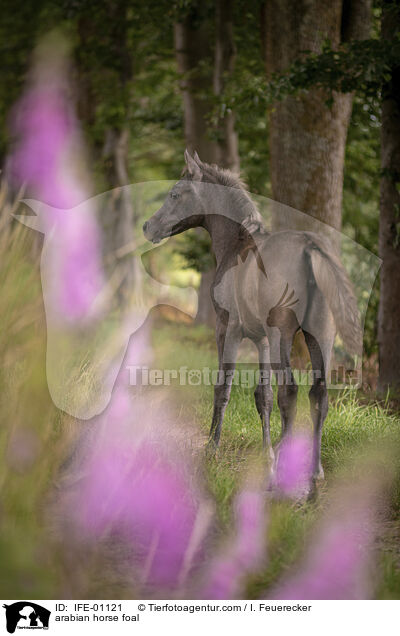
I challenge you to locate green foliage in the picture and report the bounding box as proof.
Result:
[342,98,381,356]
[264,36,398,104]
[222,23,400,116]
[175,229,215,273]
[0,0,47,161]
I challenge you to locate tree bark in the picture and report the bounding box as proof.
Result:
[174,8,217,163]
[213,0,240,172]
[174,1,239,168]
[175,1,240,327]
[175,8,216,327]
[378,0,400,393]
[264,0,371,232]
[101,1,138,305]
[103,126,140,304]
[75,1,139,306]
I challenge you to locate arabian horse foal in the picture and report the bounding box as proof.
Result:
[143,151,361,493]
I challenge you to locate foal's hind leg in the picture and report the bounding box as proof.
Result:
[304,331,332,483]
[254,338,274,461]
[275,335,298,441]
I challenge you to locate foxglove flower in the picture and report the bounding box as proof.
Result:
[9,42,103,322]
[200,488,267,599]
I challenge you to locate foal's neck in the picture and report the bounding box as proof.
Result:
[204,214,244,268]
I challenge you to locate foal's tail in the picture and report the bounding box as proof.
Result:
[306,236,362,354]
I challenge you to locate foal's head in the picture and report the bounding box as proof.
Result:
[143,150,265,244]
[143,150,207,244]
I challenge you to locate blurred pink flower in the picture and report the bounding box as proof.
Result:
[9,87,78,208]
[270,503,374,600]
[66,327,205,588]
[9,48,103,322]
[75,433,201,586]
[47,204,103,321]
[273,433,313,497]
[200,489,267,599]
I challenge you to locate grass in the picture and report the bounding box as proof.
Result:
[153,322,400,597]
[0,217,400,599]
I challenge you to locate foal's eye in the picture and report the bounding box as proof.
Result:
[170,191,180,199]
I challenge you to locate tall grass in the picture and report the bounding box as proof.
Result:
[0,188,61,598]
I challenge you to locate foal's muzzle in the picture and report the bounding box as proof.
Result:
[143,220,164,244]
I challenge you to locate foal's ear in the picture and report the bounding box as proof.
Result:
[184,148,202,181]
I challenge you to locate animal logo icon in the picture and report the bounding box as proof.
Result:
[3,602,50,634]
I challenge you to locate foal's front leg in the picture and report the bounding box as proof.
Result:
[254,338,274,461]
[208,326,240,450]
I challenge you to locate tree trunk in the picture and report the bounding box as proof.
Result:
[175,9,216,327]
[174,8,217,163]
[175,1,240,327]
[213,0,240,173]
[103,126,140,305]
[378,0,400,393]
[264,0,371,232]
[75,0,139,306]
[174,1,239,168]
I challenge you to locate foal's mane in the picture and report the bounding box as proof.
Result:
[184,159,267,236]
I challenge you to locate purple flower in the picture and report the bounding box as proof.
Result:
[273,433,313,497]
[67,372,207,588]
[42,203,104,321]
[200,489,267,599]
[8,46,104,322]
[76,434,201,586]
[270,501,374,600]
[9,85,81,209]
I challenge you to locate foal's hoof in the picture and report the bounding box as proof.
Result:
[306,472,325,502]
[306,482,318,502]
[264,446,275,463]
[315,466,325,481]
[205,440,218,459]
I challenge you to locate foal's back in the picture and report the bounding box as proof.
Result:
[217,232,312,324]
